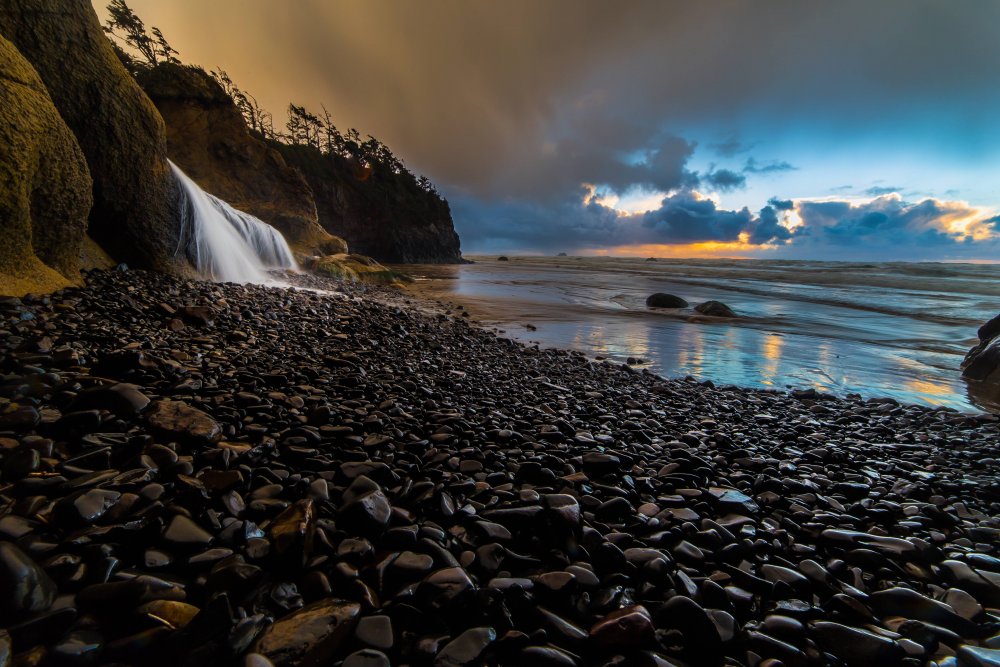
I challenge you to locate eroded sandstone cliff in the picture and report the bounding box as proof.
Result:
[0,0,185,273]
[138,63,346,256]
[0,35,91,295]
[277,143,463,264]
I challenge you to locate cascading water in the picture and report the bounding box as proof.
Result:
[170,161,298,284]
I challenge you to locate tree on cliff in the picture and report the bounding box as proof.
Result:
[212,69,275,140]
[103,0,179,70]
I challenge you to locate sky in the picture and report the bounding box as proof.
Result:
[95,1,1000,260]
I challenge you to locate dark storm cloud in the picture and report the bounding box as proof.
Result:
[106,0,1000,194]
[703,169,747,192]
[454,189,997,257]
[792,196,999,250]
[454,189,794,252]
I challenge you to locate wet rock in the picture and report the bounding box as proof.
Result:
[71,383,150,417]
[48,630,103,666]
[694,300,737,317]
[145,400,221,443]
[176,305,215,326]
[135,600,200,630]
[434,626,496,667]
[57,489,121,526]
[811,621,902,664]
[958,645,1000,667]
[582,452,621,477]
[589,605,654,647]
[252,598,361,667]
[343,649,390,667]
[870,587,978,636]
[645,293,688,308]
[517,646,579,667]
[708,487,759,515]
[76,575,185,609]
[338,476,391,538]
[653,596,722,662]
[269,499,316,564]
[0,542,56,622]
[418,567,476,610]
[355,615,393,651]
[164,515,214,547]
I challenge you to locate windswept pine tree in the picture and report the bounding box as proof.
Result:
[103,0,179,73]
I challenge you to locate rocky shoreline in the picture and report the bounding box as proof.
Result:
[2,269,1000,666]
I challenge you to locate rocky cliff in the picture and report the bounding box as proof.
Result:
[962,313,1000,412]
[0,34,91,295]
[276,143,463,264]
[138,63,346,255]
[0,0,186,273]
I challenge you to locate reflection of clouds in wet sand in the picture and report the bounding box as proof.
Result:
[760,333,783,386]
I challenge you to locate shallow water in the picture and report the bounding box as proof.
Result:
[402,256,1000,412]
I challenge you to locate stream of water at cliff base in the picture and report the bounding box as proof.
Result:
[170,161,298,284]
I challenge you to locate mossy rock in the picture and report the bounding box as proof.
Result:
[0,35,92,296]
[0,0,187,274]
[306,254,412,286]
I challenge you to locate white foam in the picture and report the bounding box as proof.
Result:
[171,161,298,284]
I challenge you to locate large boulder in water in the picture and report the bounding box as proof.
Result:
[137,63,346,256]
[694,300,738,317]
[0,35,91,296]
[0,0,186,273]
[962,313,1000,411]
[646,293,688,308]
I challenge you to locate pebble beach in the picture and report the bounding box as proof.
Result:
[2,268,1000,666]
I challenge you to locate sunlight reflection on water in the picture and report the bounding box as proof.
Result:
[403,257,996,411]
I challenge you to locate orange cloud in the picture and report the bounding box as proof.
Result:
[581,234,775,258]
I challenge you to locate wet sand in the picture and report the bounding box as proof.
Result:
[399,256,998,411]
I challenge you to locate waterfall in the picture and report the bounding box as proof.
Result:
[170,161,298,284]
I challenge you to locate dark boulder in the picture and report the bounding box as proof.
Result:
[645,293,688,308]
[963,312,1000,411]
[694,300,738,317]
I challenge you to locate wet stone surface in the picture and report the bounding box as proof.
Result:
[0,268,999,665]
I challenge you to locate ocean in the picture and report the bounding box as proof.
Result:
[402,256,1000,413]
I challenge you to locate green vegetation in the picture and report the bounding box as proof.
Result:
[103,0,179,73]
[305,254,413,286]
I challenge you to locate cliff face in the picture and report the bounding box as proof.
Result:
[138,64,346,255]
[0,35,92,296]
[276,144,463,264]
[0,0,186,273]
